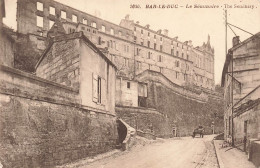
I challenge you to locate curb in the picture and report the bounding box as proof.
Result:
[213,140,225,168]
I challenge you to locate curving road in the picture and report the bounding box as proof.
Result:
[77,135,219,168]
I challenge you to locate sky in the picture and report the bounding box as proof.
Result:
[3,0,260,84]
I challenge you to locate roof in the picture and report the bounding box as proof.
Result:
[221,32,260,87]
[234,98,260,117]
[47,19,66,36]
[35,32,117,70]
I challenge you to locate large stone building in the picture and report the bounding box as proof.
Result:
[221,34,260,156]
[12,0,223,138]
[16,0,215,90]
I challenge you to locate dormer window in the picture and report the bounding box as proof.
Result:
[102,25,106,32]
[49,6,55,15]
[92,22,97,28]
[37,2,43,11]
[83,18,88,25]
[110,28,114,35]
[72,15,77,23]
[61,10,66,19]
[36,16,43,27]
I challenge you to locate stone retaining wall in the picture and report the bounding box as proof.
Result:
[0,66,118,168]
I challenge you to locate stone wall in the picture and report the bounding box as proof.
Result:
[146,81,224,137]
[116,106,171,138]
[0,30,15,67]
[233,103,260,151]
[116,78,139,107]
[36,38,80,89]
[15,34,47,72]
[0,65,118,168]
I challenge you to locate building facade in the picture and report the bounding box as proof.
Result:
[221,33,260,146]
[36,30,117,115]
[16,0,215,90]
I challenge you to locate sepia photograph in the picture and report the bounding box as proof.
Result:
[0,0,260,167]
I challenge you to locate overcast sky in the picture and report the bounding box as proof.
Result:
[3,0,260,84]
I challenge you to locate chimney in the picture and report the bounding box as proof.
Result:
[125,14,130,20]
[232,36,240,47]
[163,29,168,36]
[145,24,150,29]
[157,29,162,34]
[136,21,139,25]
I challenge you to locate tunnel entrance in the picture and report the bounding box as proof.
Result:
[117,119,127,144]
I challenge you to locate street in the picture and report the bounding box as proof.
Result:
[77,135,219,168]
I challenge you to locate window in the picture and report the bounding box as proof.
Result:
[136,48,140,56]
[81,26,85,30]
[124,45,129,52]
[176,72,179,79]
[119,31,122,36]
[137,61,141,69]
[36,16,43,28]
[141,41,143,46]
[154,35,156,39]
[177,43,179,47]
[83,18,87,25]
[141,29,143,34]
[124,58,129,67]
[160,37,162,41]
[160,45,163,51]
[154,43,157,50]
[160,67,163,73]
[186,64,189,71]
[98,37,101,45]
[61,10,66,19]
[49,6,55,15]
[92,74,105,104]
[182,53,184,58]
[171,48,174,55]
[158,55,162,62]
[49,20,54,29]
[69,28,75,33]
[176,51,179,57]
[93,75,101,103]
[72,15,77,23]
[187,55,189,60]
[110,28,114,35]
[92,22,96,28]
[134,27,136,31]
[37,2,43,11]
[97,77,101,103]
[148,32,150,36]
[184,74,187,81]
[147,41,150,48]
[102,25,105,32]
[127,82,131,89]
[147,52,151,59]
[175,61,179,67]
[134,36,137,41]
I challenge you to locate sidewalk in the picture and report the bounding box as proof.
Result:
[214,140,256,168]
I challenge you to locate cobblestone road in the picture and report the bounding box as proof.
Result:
[61,135,219,168]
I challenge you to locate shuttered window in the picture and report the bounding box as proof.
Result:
[92,73,106,105]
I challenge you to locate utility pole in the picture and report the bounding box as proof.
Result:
[225,10,234,147]
[225,10,227,56]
